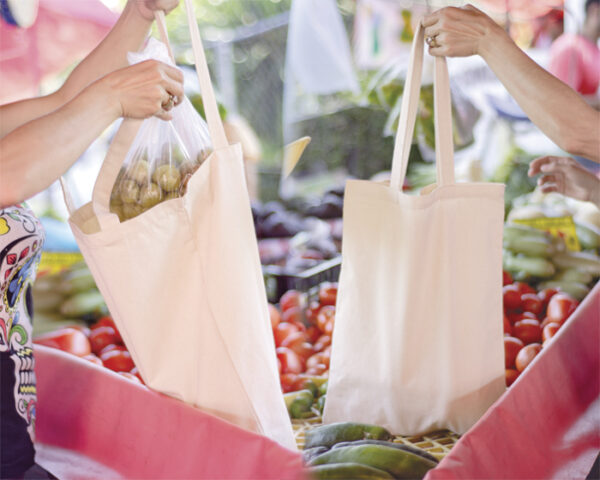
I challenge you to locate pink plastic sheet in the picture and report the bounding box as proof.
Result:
[427,283,600,479]
[34,345,304,480]
[0,0,117,103]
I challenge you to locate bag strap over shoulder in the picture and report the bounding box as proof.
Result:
[389,23,455,191]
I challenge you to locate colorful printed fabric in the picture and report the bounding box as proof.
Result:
[0,204,45,478]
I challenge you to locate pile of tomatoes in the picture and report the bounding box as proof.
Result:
[270,282,338,393]
[502,271,578,387]
[33,316,144,385]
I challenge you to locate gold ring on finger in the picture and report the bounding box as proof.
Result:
[162,94,175,111]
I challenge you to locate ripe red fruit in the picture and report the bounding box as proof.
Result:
[504,336,524,369]
[515,343,542,372]
[513,319,542,345]
[503,285,521,310]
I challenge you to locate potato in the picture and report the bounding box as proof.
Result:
[171,144,187,166]
[197,149,211,164]
[110,204,125,222]
[119,179,140,204]
[179,162,200,178]
[127,159,150,184]
[122,202,144,220]
[152,164,181,192]
[140,182,163,208]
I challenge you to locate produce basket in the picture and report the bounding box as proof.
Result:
[263,256,341,303]
[292,418,459,461]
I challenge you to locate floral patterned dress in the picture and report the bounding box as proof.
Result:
[0,204,45,478]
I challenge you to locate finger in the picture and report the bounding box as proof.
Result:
[154,108,173,121]
[428,45,446,57]
[422,11,441,28]
[528,156,555,175]
[539,183,559,194]
[161,63,184,83]
[163,77,184,101]
[463,4,482,13]
[424,25,442,40]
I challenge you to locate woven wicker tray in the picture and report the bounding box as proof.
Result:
[292,417,460,461]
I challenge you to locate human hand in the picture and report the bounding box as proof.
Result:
[96,59,184,121]
[528,156,600,206]
[130,0,179,21]
[422,4,502,57]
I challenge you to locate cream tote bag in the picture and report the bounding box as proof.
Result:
[323,24,506,436]
[60,0,295,450]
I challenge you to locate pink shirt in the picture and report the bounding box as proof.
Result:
[549,33,600,95]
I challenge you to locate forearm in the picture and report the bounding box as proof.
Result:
[0,2,152,137]
[59,2,153,101]
[0,85,119,207]
[480,27,600,162]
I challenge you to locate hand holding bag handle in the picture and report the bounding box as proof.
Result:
[389,22,455,191]
[61,2,230,226]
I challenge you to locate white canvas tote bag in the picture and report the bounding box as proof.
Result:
[323,24,506,435]
[60,0,295,450]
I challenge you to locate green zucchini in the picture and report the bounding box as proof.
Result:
[304,422,392,450]
[308,462,394,479]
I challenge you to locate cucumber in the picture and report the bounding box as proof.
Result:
[503,235,555,257]
[57,268,96,295]
[553,268,593,285]
[575,221,600,250]
[303,447,329,464]
[503,250,555,280]
[504,223,551,243]
[308,462,393,479]
[304,423,392,450]
[552,252,600,277]
[331,440,438,464]
[538,281,590,301]
[32,290,66,313]
[59,290,107,318]
[308,444,437,479]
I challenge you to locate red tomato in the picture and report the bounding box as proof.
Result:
[513,282,536,295]
[276,347,304,374]
[542,322,561,343]
[280,290,303,312]
[130,366,144,384]
[505,369,520,387]
[306,302,322,326]
[100,349,135,372]
[537,288,558,307]
[268,304,281,330]
[503,314,512,336]
[305,364,328,376]
[515,343,542,372]
[89,326,119,355]
[318,282,338,306]
[281,331,314,360]
[540,317,552,330]
[547,293,578,325]
[280,373,300,393]
[91,316,117,330]
[305,326,321,344]
[277,357,282,375]
[273,322,300,347]
[504,336,524,369]
[521,293,543,316]
[99,344,127,356]
[282,306,305,326]
[503,285,521,310]
[502,271,513,286]
[513,319,542,345]
[118,372,143,384]
[306,351,330,370]
[67,324,91,338]
[507,311,537,325]
[34,327,91,357]
[314,334,332,353]
[82,353,103,366]
[92,317,123,343]
[317,305,336,333]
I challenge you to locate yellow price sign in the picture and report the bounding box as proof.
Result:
[38,252,84,276]
[513,216,581,251]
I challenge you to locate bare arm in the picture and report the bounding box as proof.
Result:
[422,5,600,162]
[0,60,183,207]
[0,0,178,137]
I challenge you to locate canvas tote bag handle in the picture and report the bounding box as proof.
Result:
[60,2,229,224]
[389,23,455,191]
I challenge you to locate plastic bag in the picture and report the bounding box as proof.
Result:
[109,38,212,222]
